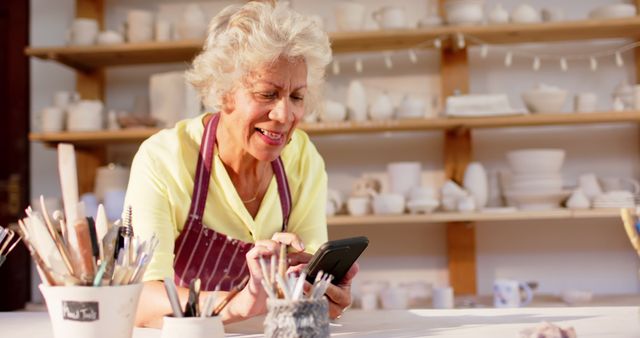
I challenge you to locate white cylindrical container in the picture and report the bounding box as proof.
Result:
[432,286,454,309]
[41,107,65,132]
[161,316,224,338]
[387,162,422,198]
[39,284,143,338]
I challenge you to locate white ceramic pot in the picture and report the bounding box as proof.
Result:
[177,4,207,40]
[334,1,367,31]
[387,162,422,197]
[94,164,130,201]
[347,80,367,121]
[161,316,224,338]
[369,93,394,121]
[444,0,484,25]
[372,6,406,29]
[41,107,65,133]
[97,31,124,45]
[397,95,425,119]
[511,4,541,23]
[67,100,104,131]
[127,10,154,43]
[488,4,509,24]
[372,193,405,215]
[574,93,598,113]
[67,18,99,46]
[40,284,143,338]
[347,196,371,216]
[463,162,488,209]
[322,100,347,122]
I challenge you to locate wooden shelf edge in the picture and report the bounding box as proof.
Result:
[29,128,160,146]
[28,111,640,146]
[25,17,640,70]
[327,208,621,226]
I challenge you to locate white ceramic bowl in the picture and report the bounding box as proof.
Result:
[322,100,347,122]
[509,177,564,192]
[522,89,568,113]
[506,149,565,175]
[407,199,439,214]
[372,193,405,215]
[444,0,485,25]
[589,4,636,20]
[505,190,571,210]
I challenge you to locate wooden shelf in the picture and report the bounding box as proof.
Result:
[29,111,640,146]
[29,128,160,146]
[26,17,640,71]
[303,111,640,135]
[327,208,621,226]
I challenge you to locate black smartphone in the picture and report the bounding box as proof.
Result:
[304,236,369,285]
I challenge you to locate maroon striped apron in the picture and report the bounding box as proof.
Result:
[173,113,292,291]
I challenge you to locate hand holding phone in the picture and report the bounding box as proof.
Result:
[303,236,369,285]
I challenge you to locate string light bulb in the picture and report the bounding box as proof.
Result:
[504,52,513,67]
[384,53,393,69]
[615,51,624,67]
[408,49,418,64]
[456,33,466,49]
[331,60,340,75]
[533,57,541,71]
[355,58,363,73]
[434,38,442,49]
[590,57,598,71]
[480,44,489,59]
[560,57,568,71]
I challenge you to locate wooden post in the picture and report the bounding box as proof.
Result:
[75,0,106,194]
[439,0,477,295]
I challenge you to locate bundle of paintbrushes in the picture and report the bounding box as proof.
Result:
[163,275,249,318]
[0,227,21,268]
[17,201,158,287]
[620,208,640,257]
[13,143,158,286]
[260,250,332,338]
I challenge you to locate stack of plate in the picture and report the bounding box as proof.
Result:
[505,149,570,210]
[593,191,635,209]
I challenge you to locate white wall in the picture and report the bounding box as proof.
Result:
[30,0,640,302]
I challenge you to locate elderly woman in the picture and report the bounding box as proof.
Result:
[125,0,357,328]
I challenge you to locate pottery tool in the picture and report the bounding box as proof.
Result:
[184,278,201,317]
[201,293,217,318]
[21,212,69,278]
[164,277,184,318]
[212,275,250,316]
[39,195,75,276]
[17,221,59,286]
[68,217,97,283]
[0,228,20,268]
[95,204,109,260]
[57,144,79,227]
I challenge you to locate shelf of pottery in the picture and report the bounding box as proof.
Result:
[28,0,640,220]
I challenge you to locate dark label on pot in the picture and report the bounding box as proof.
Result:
[62,301,99,322]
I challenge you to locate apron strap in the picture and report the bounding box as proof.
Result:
[186,113,292,229]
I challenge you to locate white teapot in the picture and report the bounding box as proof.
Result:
[397,95,425,119]
[369,92,394,121]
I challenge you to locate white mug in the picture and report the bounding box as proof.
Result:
[493,279,533,308]
[432,286,454,309]
[53,91,80,109]
[372,6,406,29]
[347,197,370,216]
[155,20,172,42]
[334,1,366,31]
[41,106,65,132]
[67,18,98,46]
[67,100,104,131]
[127,9,154,43]
[574,93,598,113]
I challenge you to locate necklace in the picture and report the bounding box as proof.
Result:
[240,166,271,204]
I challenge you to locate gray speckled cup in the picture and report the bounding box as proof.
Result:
[264,298,329,338]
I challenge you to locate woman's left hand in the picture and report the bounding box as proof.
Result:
[287,251,359,320]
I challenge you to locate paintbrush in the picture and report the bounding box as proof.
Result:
[620,208,640,255]
[212,275,250,316]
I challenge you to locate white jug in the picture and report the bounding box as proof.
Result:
[347,80,367,121]
[369,92,394,121]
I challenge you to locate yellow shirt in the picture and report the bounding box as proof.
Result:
[124,114,328,282]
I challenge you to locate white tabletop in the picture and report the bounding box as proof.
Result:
[2,307,639,337]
